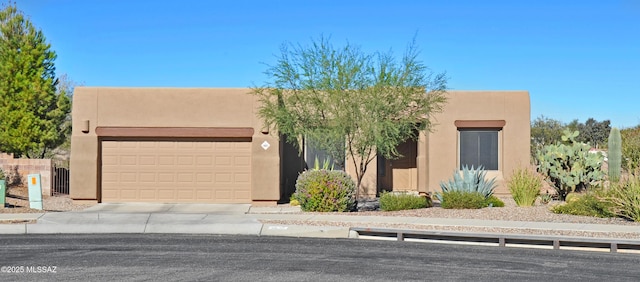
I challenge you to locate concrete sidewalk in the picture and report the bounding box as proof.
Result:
[0,203,638,240]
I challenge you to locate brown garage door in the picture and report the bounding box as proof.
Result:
[101,140,251,203]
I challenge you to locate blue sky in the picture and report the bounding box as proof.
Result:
[13,0,640,128]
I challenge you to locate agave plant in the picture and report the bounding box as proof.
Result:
[436,165,498,202]
[312,156,335,170]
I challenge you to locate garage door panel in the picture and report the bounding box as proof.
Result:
[195,142,214,149]
[139,142,157,148]
[215,173,232,183]
[177,173,194,182]
[196,173,213,182]
[235,173,251,183]
[120,189,137,199]
[158,173,175,182]
[120,142,138,149]
[157,142,175,148]
[196,156,213,165]
[235,156,250,166]
[215,190,232,200]
[120,155,137,165]
[139,172,156,182]
[101,140,251,203]
[177,142,195,149]
[215,156,232,166]
[177,190,194,200]
[139,155,157,165]
[177,156,194,165]
[158,156,174,165]
[120,172,137,182]
[235,190,250,200]
[102,155,118,166]
[139,189,156,200]
[215,143,233,150]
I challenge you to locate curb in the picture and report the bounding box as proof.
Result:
[260,224,352,238]
[0,222,348,238]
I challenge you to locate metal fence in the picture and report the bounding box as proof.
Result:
[52,159,69,195]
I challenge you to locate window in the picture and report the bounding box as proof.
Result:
[459,129,499,170]
[304,137,345,171]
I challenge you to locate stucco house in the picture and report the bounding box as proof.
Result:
[70,87,530,205]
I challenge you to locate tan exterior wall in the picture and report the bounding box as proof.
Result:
[345,152,378,198]
[423,90,531,195]
[70,87,530,203]
[70,87,280,203]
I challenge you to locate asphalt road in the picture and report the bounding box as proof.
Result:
[0,234,639,281]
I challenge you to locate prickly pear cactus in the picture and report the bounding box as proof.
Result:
[608,127,622,182]
[536,130,605,200]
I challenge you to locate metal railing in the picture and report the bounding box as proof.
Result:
[350,227,640,253]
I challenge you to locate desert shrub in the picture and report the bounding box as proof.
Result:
[605,171,640,222]
[440,191,486,209]
[379,191,431,211]
[437,165,497,202]
[621,126,640,171]
[507,167,542,207]
[293,169,356,212]
[551,191,614,218]
[485,195,505,207]
[289,194,300,206]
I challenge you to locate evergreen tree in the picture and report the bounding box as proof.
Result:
[0,3,71,158]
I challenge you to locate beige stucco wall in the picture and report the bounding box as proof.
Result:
[70,87,280,203]
[424,90,531,195]
[345,152,378,198]
[71,87,530,203]
[345,90,530,197]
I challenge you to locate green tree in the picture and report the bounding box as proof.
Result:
[581,118,611,148]
[0,3,71,158]
[565,118,611,148]
[530,115,564,157]
[566,119,581,134]
[252,36,447,194]
[48,73,78,158]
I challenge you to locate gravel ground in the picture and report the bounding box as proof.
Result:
[258,197,640,226]
[2,186,95,213]
[256,197,640,240]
